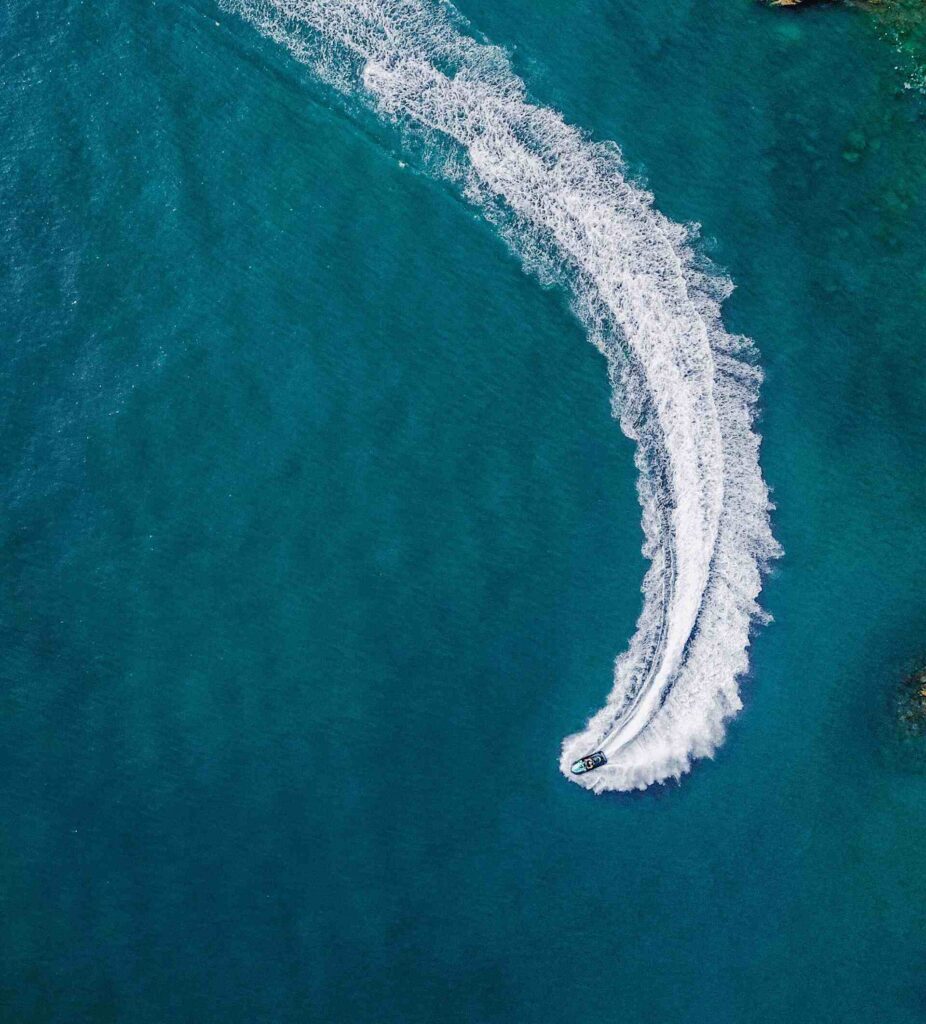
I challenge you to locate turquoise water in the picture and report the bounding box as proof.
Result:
[2,0,925,1020]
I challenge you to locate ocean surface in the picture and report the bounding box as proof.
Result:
[2,0,925,1021]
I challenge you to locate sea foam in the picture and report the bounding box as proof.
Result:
[223,0,782,791]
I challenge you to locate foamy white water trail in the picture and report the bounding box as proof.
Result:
[224,0,782,791]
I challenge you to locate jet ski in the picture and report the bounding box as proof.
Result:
[570,750,607,775]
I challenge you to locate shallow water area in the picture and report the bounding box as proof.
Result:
[1,1,925,1022]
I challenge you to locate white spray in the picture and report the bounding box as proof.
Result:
[224,0,782,791]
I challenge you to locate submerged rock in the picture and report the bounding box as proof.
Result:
[897,666,926,738]
[763,0,926,92]
[877,664,926,773]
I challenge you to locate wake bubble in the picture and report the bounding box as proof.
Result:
[223,0,782,792]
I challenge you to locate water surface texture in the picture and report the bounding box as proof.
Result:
[227,0,781,792]
[2,1,925,1022]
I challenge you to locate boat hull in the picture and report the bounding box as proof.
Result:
[570,751,608,775]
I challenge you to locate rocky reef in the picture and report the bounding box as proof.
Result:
[766,0,926,92]
[873,0,926,92]
[897,665,926,738]
[877,664,926,772]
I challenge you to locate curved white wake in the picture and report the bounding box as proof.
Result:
[224,0,782,791]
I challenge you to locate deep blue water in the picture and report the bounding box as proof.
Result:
[2,1,925,1022]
